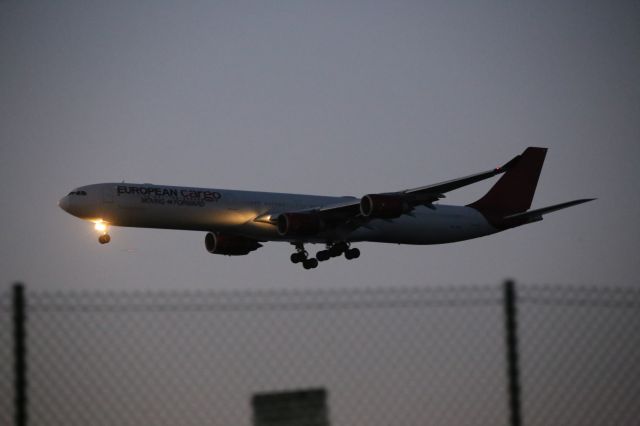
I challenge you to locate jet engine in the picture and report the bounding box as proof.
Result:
[205,232,262,256]
[277,212,322,236]
[360,194,409,219]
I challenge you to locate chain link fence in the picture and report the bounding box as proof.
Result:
[1,283,639,425]
[519,285,640,425]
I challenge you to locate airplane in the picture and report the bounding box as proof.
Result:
[59,147,594,269]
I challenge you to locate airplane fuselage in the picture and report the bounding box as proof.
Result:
[60,182,498,245]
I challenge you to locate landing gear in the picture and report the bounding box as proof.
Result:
[95,221,110,244]
[291,242,360,269]
[345,247,360,260]
[302,258,319,270]
[322,242,359,261]
[316,250,331,262]
[290,243,318,269]
[329,242,349,257]
[317,242,348,261]
[290,243,307,264]
[289,243,320,269]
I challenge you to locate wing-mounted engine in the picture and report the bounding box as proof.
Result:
[277,212,322,236]
[359,194,411,219]
[205,232,262,256]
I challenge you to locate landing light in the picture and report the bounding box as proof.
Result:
[253,213,275,224]
[94,221,107,232]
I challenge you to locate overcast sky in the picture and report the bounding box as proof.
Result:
[1,0,639,291]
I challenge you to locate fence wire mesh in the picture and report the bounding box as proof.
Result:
[519,285,640,426]
[1,283,639,426]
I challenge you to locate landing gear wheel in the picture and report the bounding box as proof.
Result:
[290,251,308,263]
[316,250,330,262]
[345,248,360,260]
[290,242,309,264]
[329,245,343,257]
[302,258,319,269]
[326,242,348,258]
[98,234,111,244]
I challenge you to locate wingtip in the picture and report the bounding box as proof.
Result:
[567,198,596,207]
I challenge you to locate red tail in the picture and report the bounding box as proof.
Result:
[468,147,547,215]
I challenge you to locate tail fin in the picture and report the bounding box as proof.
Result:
[468,147,547,215]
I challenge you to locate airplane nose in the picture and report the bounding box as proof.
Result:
[59,195,70,212]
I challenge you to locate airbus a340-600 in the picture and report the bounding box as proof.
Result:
[59,147,593,269]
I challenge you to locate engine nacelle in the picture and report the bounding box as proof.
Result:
[277,212,322,236]
[204,232,262,256]
[360,194,408,219]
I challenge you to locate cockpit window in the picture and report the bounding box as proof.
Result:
[68,191,87,196]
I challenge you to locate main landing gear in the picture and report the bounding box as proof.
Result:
[290,242,360,269]
[290,243,318,269]
[316,242,360,262]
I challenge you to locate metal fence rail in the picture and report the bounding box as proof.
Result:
[2,283,639,426]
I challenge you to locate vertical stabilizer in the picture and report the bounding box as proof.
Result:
[468,147,547,215]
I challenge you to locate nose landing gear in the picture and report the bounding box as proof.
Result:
[95,221,111,244]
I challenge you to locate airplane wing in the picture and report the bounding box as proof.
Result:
[317,152,521,221]
[269,152,522,235]
[402,154,521,199]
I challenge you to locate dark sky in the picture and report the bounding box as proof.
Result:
[1,0,639,290]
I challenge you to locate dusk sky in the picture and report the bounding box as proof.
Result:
[1,0,639,290]
[1,3,639,425]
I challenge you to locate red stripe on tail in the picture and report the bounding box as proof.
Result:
[468,147,547,216]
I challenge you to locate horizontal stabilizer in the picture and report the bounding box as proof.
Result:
[503,198,596,221]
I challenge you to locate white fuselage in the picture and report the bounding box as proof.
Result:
[59,183,499,245]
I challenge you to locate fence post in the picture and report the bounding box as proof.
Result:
[504,279,522,426]
[13,283,27,426]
